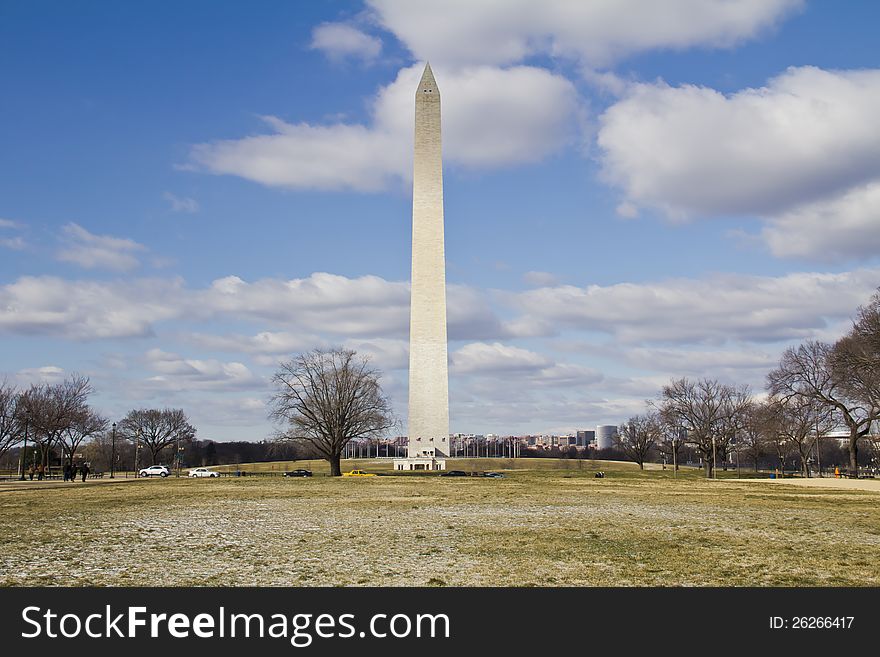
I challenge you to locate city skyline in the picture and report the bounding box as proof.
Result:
[2,1,880,440]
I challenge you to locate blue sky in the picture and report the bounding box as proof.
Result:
[2,0,879,440]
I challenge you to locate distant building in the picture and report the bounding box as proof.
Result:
[596,425,618,450]
[576,430,595,447]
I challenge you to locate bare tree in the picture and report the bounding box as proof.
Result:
[762,406,796,475]
[846,288,880,367]
[0,382,21,463]
[654,420,686,471]
[616,413,660,470]
[766,394,834,477]
[58,406,108,467]
[17,375,93,474]
[831,289,880,419]
[768,340,879,476]
[117,408,196,466]
[659,377,752,478]
[270,348,395,476]
[82,430,118,472]
[738,401,770,473]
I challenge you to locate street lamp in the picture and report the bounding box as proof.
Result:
[110,422,117,479]
[735,436,740,478]
[672,435,678,478]
[712,434,717,479]
[134,430,141,476]
[18,413,29,481]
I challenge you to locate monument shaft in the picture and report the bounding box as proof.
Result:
[408,63,449,458]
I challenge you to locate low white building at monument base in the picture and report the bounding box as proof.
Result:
[393,455,446,471]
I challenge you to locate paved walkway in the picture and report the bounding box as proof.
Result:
[0,476,146,493]
[739,477,880,492]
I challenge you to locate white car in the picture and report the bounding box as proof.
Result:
[188,467,219,478]
[138,465,170,478]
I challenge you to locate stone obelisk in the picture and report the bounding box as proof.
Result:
[403,62,449,469]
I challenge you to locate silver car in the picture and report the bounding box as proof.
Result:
[138,465,170,478]
[188,467,219,478]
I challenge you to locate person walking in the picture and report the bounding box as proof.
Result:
[63,463,71,482]
[27,464,35,480]
[81,462,90,482]
[70,464,78,481]
[36,463,45,481]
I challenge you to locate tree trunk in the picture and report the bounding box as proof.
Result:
[638,461,644,470]
[329,452,342,477]
[703,459,713,478]
[848,435,859,477]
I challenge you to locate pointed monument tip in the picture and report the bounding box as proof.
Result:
[417,61,438,94]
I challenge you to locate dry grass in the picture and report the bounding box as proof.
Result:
[1,459,877,587]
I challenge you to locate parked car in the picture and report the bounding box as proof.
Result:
[138,465,170,478]
[188,467,219,478]
[440,470,468,477]
[482,472,504,478]
[342,470,376,477]
[283,469,313,477]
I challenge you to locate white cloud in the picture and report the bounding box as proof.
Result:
[57,223,146,271]
[761,182,880,261]
[0,276,183,339]
[7,268,874,350]
[163,192,200,214]
[598,66,880,219]
[523,271,559,287]
[342,337,409,371]
[450,342,603,392]
[0,218,26,250]
[12,365,66,386]
[511,268,880,344]
[190,118,403,192]
[452,342,551,374]
[200,274,507,340]
[397,65,579,168]
[0,272,506,342]
[200,272,411,334]
[368,0,801,67]
[309,22,382,63]
[451,391,636,434]
[189,331,322,357]
[143,348,263,392]
[615,201,639,219]
[189,64,579,191]
[184,397,269,431]
[0,236,25,251]
[619,346,779,377]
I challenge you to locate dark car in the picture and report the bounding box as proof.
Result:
[440,470,468,477]
[283,469,313,477]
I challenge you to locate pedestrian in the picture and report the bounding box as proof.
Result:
[36,463,45,480]
[81,462,90,482]
[71,463,78,480]
[27,464,35,480]
[63,463,71,482]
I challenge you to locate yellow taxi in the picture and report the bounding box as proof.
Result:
[342,469,376,477]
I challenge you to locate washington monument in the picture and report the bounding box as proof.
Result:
[400,62,449,470]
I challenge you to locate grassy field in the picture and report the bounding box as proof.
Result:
[1,458,878,587]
